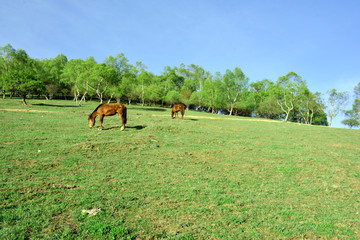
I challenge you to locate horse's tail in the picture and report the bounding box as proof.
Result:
[123,106,127,124]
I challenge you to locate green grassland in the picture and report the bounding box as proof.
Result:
[1,99,359,239]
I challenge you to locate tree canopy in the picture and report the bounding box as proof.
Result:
[3,43,359,128]
[342,82,360,128]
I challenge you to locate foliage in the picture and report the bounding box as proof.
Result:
[3,43,358,127]
[257,96,282,119]
[165,90,181,106]
[341,117,360,128]
[323,89,349,127]
[0,45,44,104]
[87,62,118,103]
[342,82,360,128]
[223,67,249,115]
[39,54,68,99]
[200,74,227,113]
[61,58,88,105]
[275,72,307,122]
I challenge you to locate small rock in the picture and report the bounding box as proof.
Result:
[81,208,102,217]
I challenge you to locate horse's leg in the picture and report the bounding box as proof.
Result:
[181,110,184,120]
[99,115,104,130]
[118,111,125,131]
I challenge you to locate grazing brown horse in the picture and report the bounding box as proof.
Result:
[88,103,127,130]
[171,104,185,119]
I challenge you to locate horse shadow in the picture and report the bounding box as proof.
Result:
[33,103,79,108]
[127,125,147,130]
[102,125,146,131]
[135,107,167,112]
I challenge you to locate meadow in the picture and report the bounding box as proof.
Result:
[0,99,359,239]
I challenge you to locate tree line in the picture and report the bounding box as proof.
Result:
[1,44,359,128]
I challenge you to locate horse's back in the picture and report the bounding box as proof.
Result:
[115,103,126,111]
[98,103,125,115]
[173,104,184,112]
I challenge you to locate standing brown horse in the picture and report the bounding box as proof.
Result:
[171,104,185,119]
[88,103,127,130]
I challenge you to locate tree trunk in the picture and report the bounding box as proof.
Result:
[74,91,79,105]
[141,83,145,106]
[229,105,233,116]
[284,111,290,122]
[78,92,87,105]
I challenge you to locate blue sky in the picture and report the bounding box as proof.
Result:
[1,0,359,128]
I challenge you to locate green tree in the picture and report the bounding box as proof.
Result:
[180,86,192,110]
[88,62,118,103]
[178,64,208,92]
[308,92,326,125]
[257,96,283,119]
[353,82,360,120]
[275,72,306,122]
[178,63,196,92]
[200,78,214,113]
[104,53,131,80]
[199,72,227,113]
[165,90,181,106]
[160,66,184,105]
[1,47,44,104]
[232,93,255,117]
[223,67,249,115]
[145,76,163,105]
[40,54,68,99]
[342,113,360,128]
[250,79,275,113]
[121,73,138,105]
[323,89,349,127]
[134,61,153,106]
[342,82,360,128]
[296,89,324,124]
[61,58,87,105]
[104,53,133,103]
[0,44,17,98]
[190,91,204,111]
[250,79,282,119]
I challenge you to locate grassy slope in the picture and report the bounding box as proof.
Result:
[0,99,359,239]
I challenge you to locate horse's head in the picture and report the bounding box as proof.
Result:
[88,114,95,128]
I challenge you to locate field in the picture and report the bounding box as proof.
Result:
[1,99,359,239]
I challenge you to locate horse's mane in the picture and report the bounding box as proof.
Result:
[91,103,104,115]
[172,103,184,107]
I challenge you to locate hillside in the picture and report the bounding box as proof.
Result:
[1,99,359,239]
